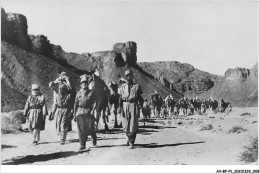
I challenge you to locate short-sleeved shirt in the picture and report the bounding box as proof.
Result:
[75,89,96,116]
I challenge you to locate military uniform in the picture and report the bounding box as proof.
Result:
[74,75,97,150]
[150,90,163,118]
[24,84,48,144]
[119,70,143,148]
[51,84,74,144]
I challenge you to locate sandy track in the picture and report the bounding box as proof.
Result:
[1,107,258,165]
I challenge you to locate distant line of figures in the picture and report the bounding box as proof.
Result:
[143,91,232,119]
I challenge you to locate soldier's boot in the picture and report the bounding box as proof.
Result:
[104,124,110,133]
[114,122,119,128]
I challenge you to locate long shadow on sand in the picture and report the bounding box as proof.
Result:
[94,141,204,149]
[1,145,17,149]
[67,137,126,144]
[38,141,60,145]
[135,142,204,148]
[98,128,125,134]
[2,150,89,165]
[139,125,177,129]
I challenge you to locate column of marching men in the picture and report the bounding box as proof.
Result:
[148,92,232,119]
[23,70,143,150]
[23,69,232,150]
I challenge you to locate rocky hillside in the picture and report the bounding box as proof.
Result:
[199,63,258,107]
[139,60,258,106]
[1,8,181,112]
[138,61,220,95]
[1,41,82,111]
[1,8,257,111]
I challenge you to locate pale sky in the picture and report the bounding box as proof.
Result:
[1,0,259,75]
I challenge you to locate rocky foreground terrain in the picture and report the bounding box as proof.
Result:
[1,7,258,112]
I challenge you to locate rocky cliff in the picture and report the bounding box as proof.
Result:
[1,8,32,51]
[1,8,181,112]
[199,64,258,106]
[1,41,81,112]
[225,67,250,81]
[138,61,219,95]
[1,8,257,111]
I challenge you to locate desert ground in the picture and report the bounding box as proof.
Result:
[1,107,258,165]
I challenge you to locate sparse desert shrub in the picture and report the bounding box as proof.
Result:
[199,124,213,131]
[1,110,24,134]
[240,112,251,116]
[240,137,258,163]
[177,121,183,125]
[228,126,247,134]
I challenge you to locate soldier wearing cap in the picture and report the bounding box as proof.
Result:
[118,69,143,149]
[23,84,48,145]
[73,75,97,151]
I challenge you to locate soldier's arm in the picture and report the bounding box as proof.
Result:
[118,87,123,114]
[90,91,97,116]
[137,85,144,107]
[42,95,48,118]
[49,95,57,120]
[23,96,30,120]
[73,93,79,122]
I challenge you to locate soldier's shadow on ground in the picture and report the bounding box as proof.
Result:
[67,137,126,143]
[39,141,60,145]
[2,150,89,165]
[139,125,177,129]
[1,145,17,149]
[94,141,204,149]
[135,141,204,148]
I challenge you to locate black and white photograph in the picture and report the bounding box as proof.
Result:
[1,0,259,173]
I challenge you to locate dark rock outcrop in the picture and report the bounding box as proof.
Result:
[1,8,32,51]
[30,35,66,62]
[113,41,137,66]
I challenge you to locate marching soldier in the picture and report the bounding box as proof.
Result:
[119,70,143,149]
[49,72,75,145]
[49,83,74,145]
[73,75,97,151]
[23,84,48,145]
